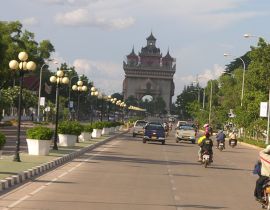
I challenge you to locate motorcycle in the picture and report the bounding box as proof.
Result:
[201,151,212,168]
[218,142,225,151]
[260,180,270,209]
[229,139,237,148]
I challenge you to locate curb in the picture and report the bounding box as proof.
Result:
[0,130,128,192]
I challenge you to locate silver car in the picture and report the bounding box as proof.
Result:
[133,120,148,137]
[175,125,196,144]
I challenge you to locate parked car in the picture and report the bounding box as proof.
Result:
[175,125,196,144]
[133,120,148,137]
[143,122,165,144]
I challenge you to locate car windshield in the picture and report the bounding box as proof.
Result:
[146,124,164,130]
[135,121,147,126]
[179,125,194,130]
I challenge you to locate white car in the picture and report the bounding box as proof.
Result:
[132,120,148,137]
[175,125,196,144]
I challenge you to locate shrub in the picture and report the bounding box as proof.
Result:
[58,121,83,136]
[83,124,93,133]
[0,132,6,149]
[92,122,104,130]
[26,126,53,140]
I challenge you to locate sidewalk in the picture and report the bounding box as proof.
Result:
[0,129,128,192]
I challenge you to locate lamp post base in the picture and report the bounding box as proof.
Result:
[13,153,21,162]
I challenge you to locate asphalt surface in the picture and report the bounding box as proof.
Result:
[0,129,262,210]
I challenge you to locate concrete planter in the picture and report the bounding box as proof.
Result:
[26,139,51,155]
[110,127,115,134]
[102,127,110,135]
[58,134,77,147]
[92,129,102,138]
[79,132,92,142]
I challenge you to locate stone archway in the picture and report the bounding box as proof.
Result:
[122,33,176,113]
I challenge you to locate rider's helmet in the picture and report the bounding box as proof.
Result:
[203,123,209,128]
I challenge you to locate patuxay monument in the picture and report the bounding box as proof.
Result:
[123,33,176,113]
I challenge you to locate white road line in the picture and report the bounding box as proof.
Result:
[172,187,177,191]
[29,186,46,195]
[58,172,68,178]
[6,195,30,209]
[174,195,180,200]
[170,179,175,184]
[3,138,121,210]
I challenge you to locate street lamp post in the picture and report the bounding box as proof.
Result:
[224,53,246,107]
[90,87,99,123]
[68,75,81,112]
[9,52,36,162]
[37,59,57,122]
[208,80,213,124]
[50,70,69,150]
[72,80,87,120]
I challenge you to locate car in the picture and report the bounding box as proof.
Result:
[175,125,196,144]
[143,122,166,144]
[176,120,188,128]
[132,120,148,137]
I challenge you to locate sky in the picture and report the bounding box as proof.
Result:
[1,0,270,101]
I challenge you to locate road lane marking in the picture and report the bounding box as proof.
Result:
[29,186,46,195]
[174,195,180,200]
[2,139,121,210]
[4,195,30,209]
[58,172,68,178]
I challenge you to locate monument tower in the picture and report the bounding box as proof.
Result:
[123,33,176,113]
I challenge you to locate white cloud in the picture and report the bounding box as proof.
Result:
[22,17,38,26]
[38,0,93,6]
[73,59,123,94]
[55,8,135,29]
[173,64,225,99]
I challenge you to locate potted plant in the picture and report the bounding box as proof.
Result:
[58,121,83,146]
[26,126,53,155]
[102,122,111,135]
[79,124,93,142]
[0,132,6,157]
[91,122,103,138]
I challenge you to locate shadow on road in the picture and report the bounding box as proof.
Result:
[90,154,200,166]
[177,204,227,209]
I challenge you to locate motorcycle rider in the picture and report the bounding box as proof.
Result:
[229,130,237,146]
[254,145,270,203]
[198,132,213,162]
[216,130,226,149]
[197,132,207,162]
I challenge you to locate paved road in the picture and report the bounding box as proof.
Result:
[0,130,262,210]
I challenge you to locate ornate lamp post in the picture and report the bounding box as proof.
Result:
[9,52,36,162]
[107,95,112,121]
[72,80,87,120]
[50,70,69,150]
[90,87,99,123]
[98,92,105,121]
